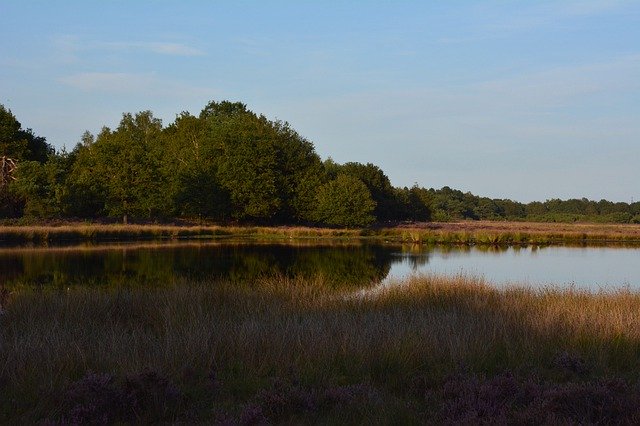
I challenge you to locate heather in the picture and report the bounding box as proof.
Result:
[2,274,640,423]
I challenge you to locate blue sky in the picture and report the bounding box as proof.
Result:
[1,1,639,202]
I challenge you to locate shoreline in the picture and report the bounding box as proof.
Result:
[2,220,640,246]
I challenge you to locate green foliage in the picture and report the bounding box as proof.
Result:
[1,101,637,226]
[173,165,230,220]
[0,104,53,162]
[11,160,61,218]
[314,174,376,227]
[90,112,169,223]
[270,120,324,222]
[339,162,397,220]
[206,104,282,220]
[63,137,107,218]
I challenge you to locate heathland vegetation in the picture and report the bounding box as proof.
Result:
[2,274,640,423]
[2,102,640,227]
[3,101,640,423]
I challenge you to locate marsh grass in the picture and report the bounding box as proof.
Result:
[0,223,368,246]
[389,220,640,245]
[2,220,640,246]
[2,274,640,423]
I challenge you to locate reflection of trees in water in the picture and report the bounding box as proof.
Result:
[396,244,431,273]
[286,245,392,287]
[0,243,396,290]
[406,254,429,272]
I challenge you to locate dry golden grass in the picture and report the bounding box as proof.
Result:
[2,273,640,422]
[2,220,640,246]
[0,223,365,245]
[390,220,640,243]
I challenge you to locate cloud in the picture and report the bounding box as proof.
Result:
[58,72,215,100]
[52,35,83,63]
[279,53,640,178]
[468,1,634,39]
[145,42,205,56]
[468,54,640,113]
[100,41,206,56]
[560,0,629,16]
[52,36,206,59]
[59,72,153,92]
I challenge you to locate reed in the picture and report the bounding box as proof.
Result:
[1,274,640,423]
[2,220,640,246]
[0,223,368,245]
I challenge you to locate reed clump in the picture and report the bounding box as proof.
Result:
[1,274,640,423]
[3,220,640,246]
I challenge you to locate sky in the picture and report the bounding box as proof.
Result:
[1,1,639,203]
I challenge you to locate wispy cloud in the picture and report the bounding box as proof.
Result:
[457,1,633,41]
[59,72,153,92]
[560,0,629,16]
[469,54,640,112]
[99,41,206,56]
[58,72,215,99]
[51,35,206,59]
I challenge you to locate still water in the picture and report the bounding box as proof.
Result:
[1,241,639,290]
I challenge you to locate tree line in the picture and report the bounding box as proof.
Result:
[1,102,638,226]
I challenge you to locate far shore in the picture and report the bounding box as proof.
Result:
[2,220,640,246]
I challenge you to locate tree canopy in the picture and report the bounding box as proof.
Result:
[1,101,637,225]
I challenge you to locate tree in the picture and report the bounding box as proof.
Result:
[335,162,398,221]
[89,112,168,223]
[173,165,231,220]
[0,104,54,217]
[406,185,432,221]
[202,101,281,221]
[10,155,69,218]
[314,174,376,227]
[270,120,323,222]
[163,112,230,220]
[0,104,53,162]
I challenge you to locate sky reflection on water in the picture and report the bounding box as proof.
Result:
[385,245,640,290]
[1,242,639,291]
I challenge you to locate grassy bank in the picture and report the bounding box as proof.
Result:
[2,275,640,423]
[385,220,640,245]
[2,220,640,246]
[0,223,363,245]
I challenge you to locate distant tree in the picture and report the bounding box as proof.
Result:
[162,112,229,220]
[0,104,54,217]
[63,134,107,218]
[173,165,231,220]
[494,199,525,219]
[89,112,168,223]
[526,201,547,216]
[334,162,398,221]
[474,198,501,220]
[0,104,53,162]
[406,185,432,221]
[270,120,324,222]
[10,155,69,218]
[430,186,471,221]
[314,174,376,227]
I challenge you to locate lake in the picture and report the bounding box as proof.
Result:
[1,241,639,291]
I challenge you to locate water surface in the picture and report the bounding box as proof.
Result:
[386,245,640,290]
[1,241,639,290]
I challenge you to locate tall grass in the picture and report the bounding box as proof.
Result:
[0,223,368,245]
[387,220,640,245]
[2,275,640,423]
[2,221,640,246]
